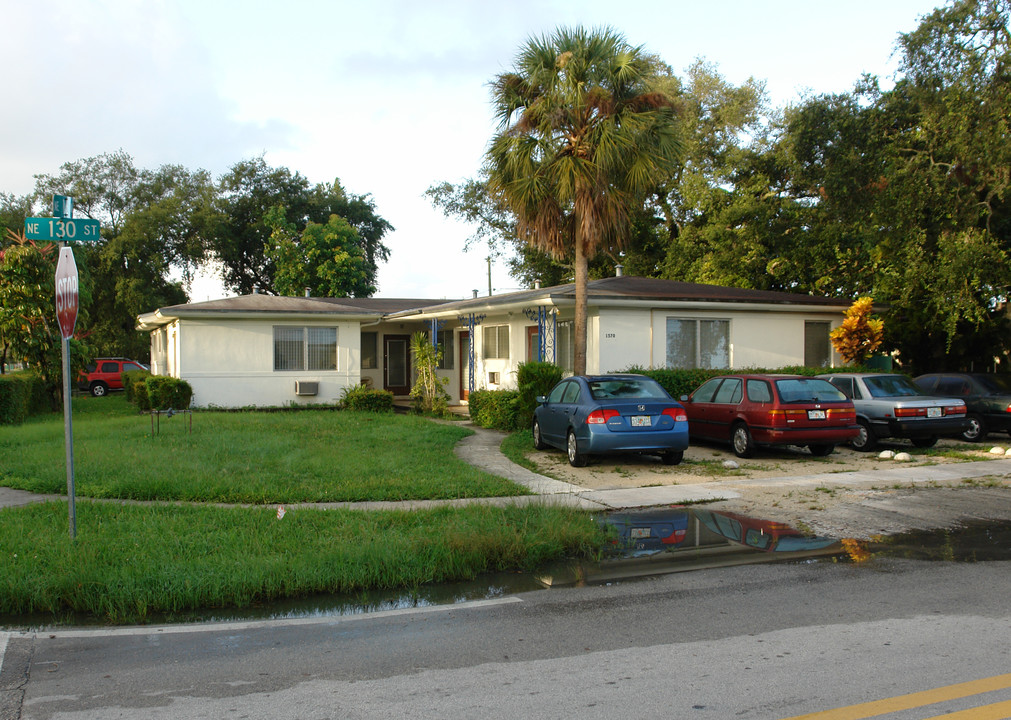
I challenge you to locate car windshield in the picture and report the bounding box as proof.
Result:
[589,378,669,400]
[774,378,847,404]
[863,375,923,398]
[976,374,1011,394]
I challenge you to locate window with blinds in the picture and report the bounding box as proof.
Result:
[483,325,510,359]
[273,326,337,371]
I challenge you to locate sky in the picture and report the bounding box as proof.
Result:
[3,0,946,303]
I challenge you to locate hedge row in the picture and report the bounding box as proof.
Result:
[0,372,49,425]
[466,364,868,432]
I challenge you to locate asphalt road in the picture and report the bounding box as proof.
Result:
[3,557,1010,719]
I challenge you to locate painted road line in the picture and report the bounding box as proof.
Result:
[921,699,1011,720]
[779,672,1011,720]
[43,596,523,639]
[0,632,7,677]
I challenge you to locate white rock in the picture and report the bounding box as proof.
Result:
[894,452,913,462]
[1005,448,1011,457]
[989,447,1006,455]
[722,460,740,470]
[878,450,895,459]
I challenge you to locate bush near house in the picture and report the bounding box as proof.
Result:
[341,384,395,412]
[122,369,152,403]
[131,375,193,411]
[0,372,48,425]
[469,389,522,431]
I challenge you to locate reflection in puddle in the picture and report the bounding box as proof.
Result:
[9,511,1008,628]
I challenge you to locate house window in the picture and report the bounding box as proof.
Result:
[556,321,574,373]
[273,326,337,371]
[666,318,729,369]
[361,332,377,369]
[805,321,831,368]
[437,330,454,370]
[483,325,510,359]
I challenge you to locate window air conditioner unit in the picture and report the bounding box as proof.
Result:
[295,381,318,396]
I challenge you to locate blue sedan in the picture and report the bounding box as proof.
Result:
[533,374,690,467]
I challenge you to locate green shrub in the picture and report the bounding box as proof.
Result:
[468,389,521,431]
[623,365,867,399]
[341,384,395,412]
[133,376,192,411]
[515,361,563,430]
[122,369,151,403]
[0,372,49,425]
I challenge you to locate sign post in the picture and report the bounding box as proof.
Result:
[55,246,79,539]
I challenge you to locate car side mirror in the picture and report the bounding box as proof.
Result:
[536,395,547,404]
[679,394,689,402]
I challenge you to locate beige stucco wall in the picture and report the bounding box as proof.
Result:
[167,318,362,408]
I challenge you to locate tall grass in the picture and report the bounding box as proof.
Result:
[0,501,604,623]
[0,396,526,503]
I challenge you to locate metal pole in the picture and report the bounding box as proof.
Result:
[62,335,76,539]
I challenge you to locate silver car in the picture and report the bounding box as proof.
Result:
[818,373,969,451]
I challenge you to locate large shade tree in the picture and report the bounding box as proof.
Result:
[485,26,683,374]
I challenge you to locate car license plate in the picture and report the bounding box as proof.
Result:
[927,407,942,418]
[631,415,651,427]
[630,528,651,539]
[808,409,826,420]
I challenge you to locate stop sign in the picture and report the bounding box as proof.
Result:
[54,247,79,340]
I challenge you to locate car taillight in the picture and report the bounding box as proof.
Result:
[827,407,855,421]
[662,407,688,422]
[945,404,966,416]
[767,408,806,426]
[587,408,620,424]
[894,407,926,418]
[663,528,687,544]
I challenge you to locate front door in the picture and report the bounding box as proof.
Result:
[384,335,411,395]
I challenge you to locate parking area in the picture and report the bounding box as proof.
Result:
[524,436,1008,491]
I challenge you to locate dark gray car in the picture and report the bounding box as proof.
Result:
[913,373,1011,442]
[818,373,968,451]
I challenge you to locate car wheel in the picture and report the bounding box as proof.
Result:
[731,423,755,458]
[532,419,548,450]
[961,414,987,442]
[911,437,938,448]
[808,444,835,457]
[567,430,588,467]
[661,450,684,466]
[851,420,877,452]
[90,382,108,397]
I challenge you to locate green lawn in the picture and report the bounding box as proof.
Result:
[0,395,527,503]
[0,398,605,624]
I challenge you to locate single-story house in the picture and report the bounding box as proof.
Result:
[135,275,852,409]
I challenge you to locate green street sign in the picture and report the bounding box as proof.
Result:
[25,217,101,242]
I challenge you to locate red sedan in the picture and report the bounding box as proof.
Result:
[680,374,859,458]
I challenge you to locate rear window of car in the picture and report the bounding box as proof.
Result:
[589,378,669,400]
[977,375,1011,394]
[774,378,847,403]
[863,375,922,398]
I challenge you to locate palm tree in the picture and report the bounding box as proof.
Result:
[486,26,682,375]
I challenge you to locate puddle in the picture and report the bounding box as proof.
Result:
[5,511,1009,628]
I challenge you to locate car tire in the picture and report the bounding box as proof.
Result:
[532,419,548,450]
[851,420,877,452]
[808,444,835,457]
[911,437,938,448]
[567,430,588,467]
[731,423,755,458]
[961,414,987,442]
[661,450,684,466]
[90,382,109,397]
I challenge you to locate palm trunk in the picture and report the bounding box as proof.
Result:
[573,236,588,376]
